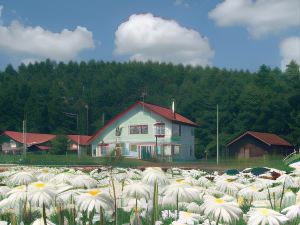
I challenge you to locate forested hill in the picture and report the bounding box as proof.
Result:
[0,60,299,157]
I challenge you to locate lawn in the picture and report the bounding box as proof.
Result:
[0,153,290,171]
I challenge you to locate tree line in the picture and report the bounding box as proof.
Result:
[0,59,299,158]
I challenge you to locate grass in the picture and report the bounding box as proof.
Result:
[0,153,291,171]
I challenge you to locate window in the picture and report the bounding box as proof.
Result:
[129,125,148,134]
[172,123,181,136]
[10,140,16,148]
[190,145,193,156]
[172,145,180,155]
[101,146,108,155]
[130,144,137,152]
[155,123,165,136]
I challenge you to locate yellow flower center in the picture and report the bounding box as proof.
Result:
[176,179,185,184]
[181,212,192,218]
[88,189,101,196]
[34,182,45,189]
[250,186,257,191]
[238,196,244,206]
[260,208,269,216]
[215,198,225,204]
[42,169,49,173]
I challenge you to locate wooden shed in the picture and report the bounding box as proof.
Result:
[227,131,294,159]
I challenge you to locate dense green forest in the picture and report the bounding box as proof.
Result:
[0,60,299,158]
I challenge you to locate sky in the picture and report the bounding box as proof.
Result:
[0,0,299,71]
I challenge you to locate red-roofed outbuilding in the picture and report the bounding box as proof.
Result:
[67,135,92,151]
[0,131,56,154]
[227,131,294,158]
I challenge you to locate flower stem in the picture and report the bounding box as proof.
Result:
[279,181,286,210]
[42,203,47,225]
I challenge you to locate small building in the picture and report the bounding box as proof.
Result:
[67,135,92,154]
[0,131,56,154]
[227,131,294,159]
[89,101,198,161]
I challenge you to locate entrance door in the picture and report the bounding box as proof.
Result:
[140,146,152,159]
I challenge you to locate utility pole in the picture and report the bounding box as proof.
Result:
[85,105,89,135]
[217,104,219,165]
[63,112,80,158]
[22,120,27,157]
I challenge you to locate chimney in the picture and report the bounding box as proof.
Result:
[172,99,176,119]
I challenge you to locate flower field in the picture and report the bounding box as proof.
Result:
[0,166,299,225]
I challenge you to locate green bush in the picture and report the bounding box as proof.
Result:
[50,135,68,155]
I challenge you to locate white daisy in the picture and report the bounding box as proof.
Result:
[247,208,288,225]
[282,203,300,220]
[142,167,169,186]
[28,181,55,207]
[9,171,36,186]
[76,188,113,213]
[69,174,98,188]
[200,195,242,224]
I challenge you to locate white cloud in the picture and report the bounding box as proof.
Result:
[0,5,3,24]
[0,20,95,61]
[114,13,214,66]
[174,0,189,7]
[209,0,300,38]
[280,36,300,70]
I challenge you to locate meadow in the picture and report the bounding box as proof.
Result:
[0,154,290,171]
[0,164,299,225]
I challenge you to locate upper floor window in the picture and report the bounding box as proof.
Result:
[129,125,148,134]
[155,122,165,136]
[172,123,181,136]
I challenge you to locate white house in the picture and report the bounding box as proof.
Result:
[89,101,198,161]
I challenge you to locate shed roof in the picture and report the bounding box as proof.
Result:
[2,131,56,146]
[227,131,293,147]
[67,135,92,146]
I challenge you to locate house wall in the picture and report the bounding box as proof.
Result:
[0,136,23,154]
[91,105,195,160]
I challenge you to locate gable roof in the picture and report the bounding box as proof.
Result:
[2,131,56,146]
[227,131,293,147]
[67,135,92,146]
[89,101,198,143]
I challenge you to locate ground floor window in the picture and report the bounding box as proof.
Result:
[172,145,181,155]
[101,146,108,155]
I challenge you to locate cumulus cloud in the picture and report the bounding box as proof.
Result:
[0,19,95,61]
[174,0,189,7]
[0,5,3,24]
[114,13,214,66]
[280,36,300,70]
[115,14,214,65]
[209,0,300,38]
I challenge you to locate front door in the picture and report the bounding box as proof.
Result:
[140,145,152,159]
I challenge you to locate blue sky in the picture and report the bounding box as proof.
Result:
[0,0,299,71]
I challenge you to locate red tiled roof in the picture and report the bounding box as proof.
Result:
[89,101,198,143]
[141,102,197,127]
[3,131,56,146]
[67,135,92,146]
[227,131,293,147]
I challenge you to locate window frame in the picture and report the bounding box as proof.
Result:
[129,124,149,134]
